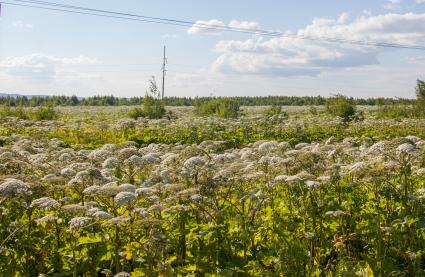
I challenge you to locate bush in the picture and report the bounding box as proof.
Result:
[128,107,145,119]
[0,106,29,120]
[415,79,425,116]
[326,95,356,122]
[129,77,166,119]
[375,105,416,119]
[194,98,240,118]
[142,95,166,119]
[264,104,287,117]
[31,106,59,121]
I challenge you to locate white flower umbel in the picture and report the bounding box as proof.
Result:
[68,216,91,230]
[114,191,136,206]
[31,197,60,210]
[0,178,31,197]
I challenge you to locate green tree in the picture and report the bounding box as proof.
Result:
[326,94,356,122]
[129,77,166,119]
[415,79,425,116]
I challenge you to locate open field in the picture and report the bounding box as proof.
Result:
[0,105,425,276]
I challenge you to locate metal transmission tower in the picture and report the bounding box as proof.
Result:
[161,46,167,99]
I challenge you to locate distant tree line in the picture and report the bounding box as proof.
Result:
[0,94,416,107]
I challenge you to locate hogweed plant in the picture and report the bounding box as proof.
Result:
[0,132,424,275]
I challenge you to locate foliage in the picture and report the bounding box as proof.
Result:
[145,77,166,119]
[264,104,288,118]
[326,95,357,122]
[0,94,417,107]
[127,77,166,120]
[127,107,145,120]
[31,106,59,121]
[0,106,29,119]
[415,79,425,116]
[0,133,424,275]
[0,106,59,121]
[194,98,240,118]
[375,105,417,119]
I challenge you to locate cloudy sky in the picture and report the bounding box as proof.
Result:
[0,0,425,98]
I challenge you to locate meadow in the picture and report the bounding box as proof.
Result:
[0,104,424,276]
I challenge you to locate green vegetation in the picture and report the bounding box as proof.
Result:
[194,98,240,118]
[415,79,425,116]
[128,77,166,119]
[0,94,417,107]
[326,95,357,122]
[1,86,425,275]
[0,105,59,121]
[264,104,288,118]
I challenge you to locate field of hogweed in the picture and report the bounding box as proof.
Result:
[0,106,425,276]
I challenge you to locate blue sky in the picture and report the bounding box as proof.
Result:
[0,0,425,98]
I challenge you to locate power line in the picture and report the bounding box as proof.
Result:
[2,0,425,50]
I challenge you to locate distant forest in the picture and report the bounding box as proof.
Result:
[0,95,416,107]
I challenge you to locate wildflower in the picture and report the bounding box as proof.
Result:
[134,208,150,218]
[349,162,367,175]
[118,147,139,160]
[190,194,202,202]
[58,153,73,162]
[305,180,320,189]
[125,155,143,167]
[69,216,91,230]
[61,204,87,215]
[36,214,59,225]
[258,141,278,154]
[92,210,113,219]
[87,207,103,215]
[135,187,156,197]
[114,191,136,206]
[183,156,205,171]
[0,178,31,197]
[104,215,131,226]
[285,175,302,184]
[83,185,101,194]
[119,183,136,192]
[325,136,337,145]
[88,149,112,161]
[96,183,121,197]
[0,151,14,159]
[31,197,60,210]
[397,143,416,154]
[274,175,288,182]
[295,142,309,150]
[142,153,161,164]
[102,157,120,169]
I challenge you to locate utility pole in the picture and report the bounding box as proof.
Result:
[161,46,167,99]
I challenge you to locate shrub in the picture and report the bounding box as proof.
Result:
[128,107,145,119]
[415,79,425,116]
[31,106,59,121]
[264,104,287,117]
[326,95,356,122]
[129,77,166,119]
[142,95,166,119]
[194,98,240,118]
[375,105,416,119]
[0,106,29,120]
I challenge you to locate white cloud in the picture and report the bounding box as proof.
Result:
[383,0,402,10]
[228,20,260,31]
[12,20,33,29]
[416,0,425,4]
[187,19,261,35]
[211,12,425,77]
[0,54,99,81]
[187,19,225,35]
